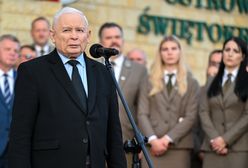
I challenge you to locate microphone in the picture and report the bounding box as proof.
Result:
[89,44,119,59]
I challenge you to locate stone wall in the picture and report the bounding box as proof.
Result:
[70,0,248,85]
[0,0,61,45]
[0,0,247,85]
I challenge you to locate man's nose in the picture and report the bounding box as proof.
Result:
[71,30,79,39]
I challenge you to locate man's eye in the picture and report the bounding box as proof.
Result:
[63,29,70,32]
[77,29,85,32]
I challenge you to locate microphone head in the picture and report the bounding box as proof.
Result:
[89,43,119,58]
[89,43,102,58]
[108,48,119,56]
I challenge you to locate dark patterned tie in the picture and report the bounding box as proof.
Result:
[3,74,11,109]
[67,60,87,112]
[223,73,232,94]
[40,48,44,56]
[167,73,174,95]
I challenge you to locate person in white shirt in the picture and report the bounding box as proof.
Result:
[98,22,147,167]
[200,37,248,168]
[127,48,147,66]
[0,34,20,168]
[138,35,199,168]
[15,45,37,69]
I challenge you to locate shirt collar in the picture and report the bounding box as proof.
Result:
[0,68,14,78]
[57,51,86,68]
[164,69,177,76]
[223,67,238,80]
[111,54,124,67]
[35,44,49,52]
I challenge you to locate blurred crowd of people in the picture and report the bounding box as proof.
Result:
[0,6,248,168]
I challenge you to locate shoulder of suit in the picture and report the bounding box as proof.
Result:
[205,76,215,90]
[20,51,51,69]
[186,71,199,87]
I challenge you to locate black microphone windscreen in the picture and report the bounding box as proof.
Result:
[89,44,102,58]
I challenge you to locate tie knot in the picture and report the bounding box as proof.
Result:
[227,73,232,79]
[3,73,8,77]
[40,48,45,55]
[67,60,80,67]
[167,73,174,79]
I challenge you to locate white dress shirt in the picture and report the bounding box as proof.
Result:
[222,68,238,86]
[110,55,124,81]
[164,69,177,86]
[58,51,88,96]
[35,43,51,57]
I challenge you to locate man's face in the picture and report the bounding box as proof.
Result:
[19,47,37,64]
[50,13,90,58]
[207,52,222,77]
[31,20,50,46]
[100,27,124,55]
[127,50,146,65]
[0,39,19,70]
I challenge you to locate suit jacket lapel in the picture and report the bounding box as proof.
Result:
[168,83,178,101]
[162,81,177,101]
[216,93,224,110]
[162,82,169,101]
[10,70,17,107]
[85,55,96,114]
[48,50,86,113]
[119,58,131,88]
[0,90,8,110]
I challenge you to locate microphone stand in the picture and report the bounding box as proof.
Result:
[104,58,154,168]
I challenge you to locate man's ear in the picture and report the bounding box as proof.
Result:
[87,30,91,44]
[50,29,55,44]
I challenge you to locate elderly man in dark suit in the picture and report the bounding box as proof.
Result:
[0,34,19,168]
[8,7,126,168]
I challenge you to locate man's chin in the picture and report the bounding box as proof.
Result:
[67,51,83,58]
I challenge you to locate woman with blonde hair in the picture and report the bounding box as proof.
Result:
[138,35,199,168]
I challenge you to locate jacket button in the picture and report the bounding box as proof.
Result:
[86,121,90,125]
[83,138,88,144]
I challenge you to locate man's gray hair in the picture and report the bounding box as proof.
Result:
[52,7,89,28]
[0,34,20,43]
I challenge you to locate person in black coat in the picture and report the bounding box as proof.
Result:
[8,7,126,168]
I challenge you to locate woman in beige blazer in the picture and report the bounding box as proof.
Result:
[200,37,248,168]
[138,35,199,168]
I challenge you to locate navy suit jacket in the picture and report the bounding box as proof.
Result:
[0,70,16,157]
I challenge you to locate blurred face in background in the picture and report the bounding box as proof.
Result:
[160,40,181,68]
[207,52,222,77]
[31,19,50,47]
[17,47,37,67]
[223,40,243,71]
[100,27,124,56]
[50,13,90,58]
[127,49,146,65]
[0,39,19,71]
